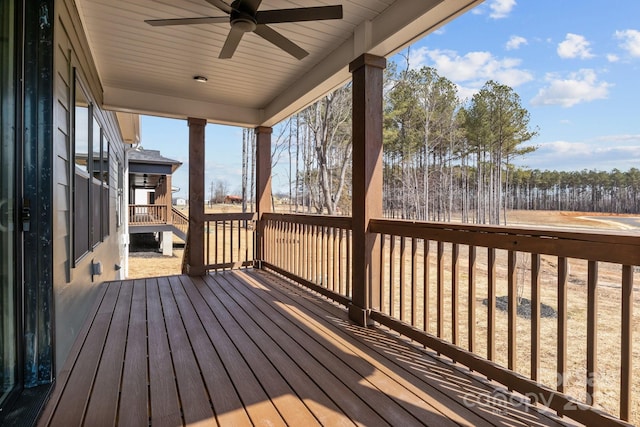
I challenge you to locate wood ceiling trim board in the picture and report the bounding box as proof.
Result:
[103,86,263,126]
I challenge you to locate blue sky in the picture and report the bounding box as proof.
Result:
[142,0,640,198]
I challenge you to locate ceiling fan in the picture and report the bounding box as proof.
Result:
[145,0,343,60]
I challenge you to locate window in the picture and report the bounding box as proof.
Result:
[73,77,90,261]
[116,160,123,228]
[73,70,110,264]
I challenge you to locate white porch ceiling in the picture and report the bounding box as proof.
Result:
[76,0,483,127]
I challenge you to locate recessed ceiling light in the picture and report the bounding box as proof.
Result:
[193,75,208,83]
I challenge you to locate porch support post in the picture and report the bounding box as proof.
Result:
[349,53,386,326]
[187,117,206,275]
[255,126,273,267]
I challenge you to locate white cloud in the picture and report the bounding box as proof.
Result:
[512,138,640,171]
[471,0,516,19]
[433,28,446,36]
[614,29,640,57]
[606,54,620,63]
[506,35,527,51]
[489,0,517,19]
[557,33,594,59]
[408,47,533,94]
[531,69,612,107]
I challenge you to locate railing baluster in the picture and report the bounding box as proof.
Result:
[346,230,351,298]
[531,253,541,381]
[244,219,249,267]
[311,225,316,284]
[223,220,228,269]
[508,250,517,372]
[205,220,210,268]
[468,246,476,353]
[411,238,418,327]
[287,221,292,273]
[328,227,333,291]
[452,243,459,345]
[424,239,430,333]
[380,234,386,314]
[339,228,344,295]
[302,224,309,280]
[299,222,302,276]
[323,226,328,288]
[557,257,568,395]
[333,227,339,293]
[230,220,234,267]
[400,236,406,323]
[437,241,444,339]
[308,223,313,281]
[488,247,496,361]
[214,220,219,267]
[587,260,598,406]
[389,235,396,318]
[621,264,633,421]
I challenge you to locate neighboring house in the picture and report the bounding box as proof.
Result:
[224,195,243,204]
[126,148,184,261]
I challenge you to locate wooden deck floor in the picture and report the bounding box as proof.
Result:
[37,269,578,427]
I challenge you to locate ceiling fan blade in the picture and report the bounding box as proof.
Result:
[256,5,343,24]
[204,0,233,14]
[145,16,228,26]
[219,26,245,59]
[254,24,308,60]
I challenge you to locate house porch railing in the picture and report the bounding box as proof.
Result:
[203,212,256,271]
[128,204,167,225]
[255,212,637,426]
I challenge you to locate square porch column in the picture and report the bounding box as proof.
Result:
[187,117,206,275]
[349,54,386,326]
[255,126,272,267]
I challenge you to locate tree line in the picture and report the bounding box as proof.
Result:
[238,62,639,222]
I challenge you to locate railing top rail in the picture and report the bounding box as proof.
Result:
[370,218,640,265]
[129,204,167,208]
[263,212,352,229]
[203,212,257,222]
[172,207,189,222]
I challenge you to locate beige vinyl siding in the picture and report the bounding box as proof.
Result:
[52,0,127,372]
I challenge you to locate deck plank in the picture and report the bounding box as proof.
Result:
[220,271,462,427]
[118,279,150,426]
[39,270,579,427]
[249,269,569,427]
[46,280,122,426]
[164,275,253,427]
[193,275,354,427]
[159,276,215,426]
[83,280,133,426]
[184,275,320,427]
[36,281,109,427]
[201,274,390,426]
[169,275,287,427]
[146,277,183,427]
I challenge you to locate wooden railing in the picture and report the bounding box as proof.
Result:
[204,213,256,271]
[171,207,188,237]
[129,204,167,225]
[201,210,636,425]
[369,219,638,426]
[262,213,352,306]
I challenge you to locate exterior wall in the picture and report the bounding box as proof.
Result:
[52,0,126,372]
